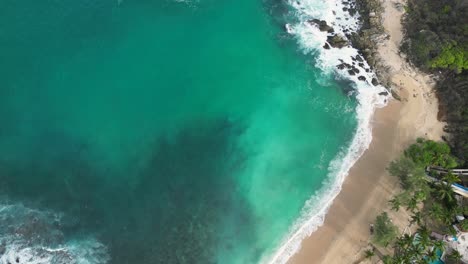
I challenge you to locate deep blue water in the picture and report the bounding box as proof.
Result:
[0,0,357,263]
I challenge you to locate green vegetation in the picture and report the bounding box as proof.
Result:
[447,249,463,263]
[402,0,468,163]
[431,42,468,73]
[364,249,375,259]
[405,138,458,169]
[384,5,468,264]
[383,226,445,264]
[388,157,423,190]
[403,0,467,72]
[372,139,466,263]
[374,212,398,246]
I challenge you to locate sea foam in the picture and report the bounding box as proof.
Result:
[265,0,388,263]
[0,201,109,264]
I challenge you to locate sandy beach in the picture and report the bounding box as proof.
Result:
[287,0,446,263]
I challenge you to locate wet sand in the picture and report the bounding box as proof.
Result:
[288,0,445,263]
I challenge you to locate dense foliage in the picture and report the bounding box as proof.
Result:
[431,42,468,73]
[372,140,465,263]
[367,2,468,262]
[402,0,468,164]
[404,138,458,169]
[374,212,398,246]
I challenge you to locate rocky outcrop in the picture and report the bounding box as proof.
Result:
[327,34,349,48]
[371,77,379,86]
[307,19,334,33]
[347,0,392,88]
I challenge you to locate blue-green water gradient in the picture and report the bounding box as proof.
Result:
[0,0,357,263]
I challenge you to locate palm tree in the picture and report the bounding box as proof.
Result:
[395,234,413,253]
[433,240,445,252]
[429,203,444,221]
[364,249,375,260]
[382,255,395,264]
[461,219,468,231]
[393,254,410,264]
[409,242,425,260]
[427,248,440,262]
[417,225,431,248]
[389,197,402,211]
[441,212,454,225]
[414,190,427,202]
[447,249,462,263]
[443,171,461,185]
[410,211,423,226]
[435,182,455,203]
[406,197,418,212]
[441,207,456,225]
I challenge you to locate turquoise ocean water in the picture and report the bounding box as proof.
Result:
[0,0,366,263]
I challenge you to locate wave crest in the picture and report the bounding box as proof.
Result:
[0,201,109,264]
[265,0,388,263]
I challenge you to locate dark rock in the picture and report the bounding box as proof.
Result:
[323,43,331,49]
[352,67,360,74]
[372,78,379,86]
[356,55,363,62]
[348,70,356,76]
[337,63,346,70]
[358,76,366,81]
[358,62,365,67]
[327,34,348,48]
[308,19,334,33]
[379,91,389,96]
[319,23,334,33]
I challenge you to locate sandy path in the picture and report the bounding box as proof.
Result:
[287,0,445,263]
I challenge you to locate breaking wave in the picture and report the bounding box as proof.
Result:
[0,200,109,264]
[265,0,388,263]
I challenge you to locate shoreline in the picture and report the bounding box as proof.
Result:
[287,0,445,263]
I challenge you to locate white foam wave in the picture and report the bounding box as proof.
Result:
[0,201,109,264]
[264,1,388,263]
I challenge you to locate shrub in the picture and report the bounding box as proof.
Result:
[374,212,398,246]
[431,42,468,73]
[405,138,458,168]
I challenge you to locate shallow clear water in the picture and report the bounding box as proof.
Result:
[0,0,357,263]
